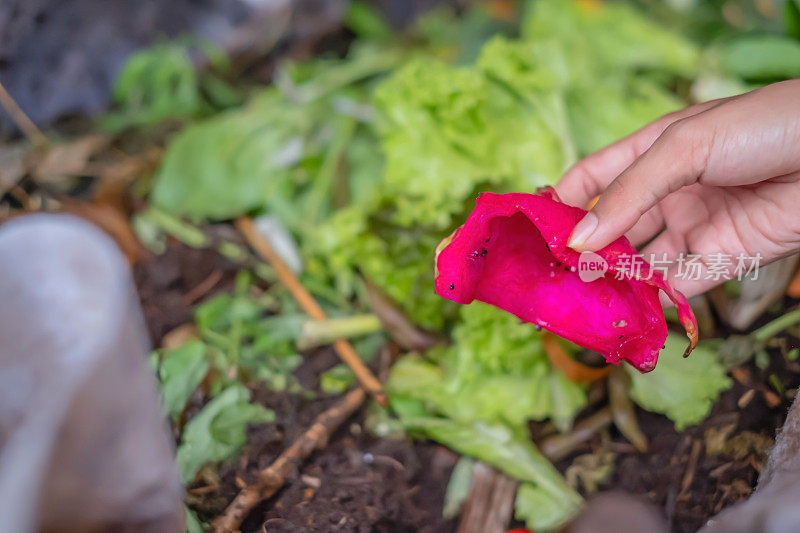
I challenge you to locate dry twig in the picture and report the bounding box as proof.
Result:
[0,80,48,146]
[608,367,648,453]
[235,216,387,406]
[457,463,517,533]
[540,408,613,462]
[212,387,367,532]
[679,440,702,498]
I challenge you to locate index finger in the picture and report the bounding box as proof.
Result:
[555,98,732,208]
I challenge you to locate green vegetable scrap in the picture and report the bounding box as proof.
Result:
[722,36,800,80]
[151,44,401,226]
[627,333,731,430]
[151,89,329,222]
[177,384,274,483]
[401,416,582,531]
[193,274,304,392]
[150,341,209,419]
[104,40,239,131]
[389,303,586,432]
[374,53,568,229]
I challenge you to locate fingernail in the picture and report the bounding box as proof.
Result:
[568,212,598,251]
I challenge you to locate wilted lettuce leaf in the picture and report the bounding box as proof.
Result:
[320,364,356,394]
[567,76,683,156]
[185,505,204,533]
[177,384,274,483]
[627,333,731,430]
[373,56,567,229]
[151,89,322,222]
[519,0,694,155]
[400,416,582,531]
[150,41,400,226]
[515,482,580,533]
[308,204,455,329]
[523,0,698,77]
[722,36,800,80]
[345,1,393,42]
[105,43,200,131]
[152,341,209,419]
[389,303,587,431]
[104,41,238,131]
[194,287,303,391]
[443,457,474,520]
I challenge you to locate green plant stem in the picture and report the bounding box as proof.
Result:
[297,314,382,350]
[753,309,800,342]
[304,115,356,225]
[146,207,208,247]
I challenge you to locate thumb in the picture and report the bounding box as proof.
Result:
[567,116,711,252]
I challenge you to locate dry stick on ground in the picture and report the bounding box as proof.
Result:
[539,408,613,462]
[235,216,388,406]
[0,80,48,146]
[457,463,518,533]
[608,367,648,453]
[679,439,703,498]
[212,386,367,532]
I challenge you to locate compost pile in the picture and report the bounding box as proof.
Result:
[4,1,800,531]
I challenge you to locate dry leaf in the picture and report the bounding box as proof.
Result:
[32,134,111,183]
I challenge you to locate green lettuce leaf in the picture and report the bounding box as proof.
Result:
[515,481,579,533]
[567,76,682,155]
[373,56,567,229]
[401,416,582,531]
[627,333,731,430]
[523,0,699,77]
[152,341,209,419]
[151,89,321,222]
[177,384,274,483]
[443,457,475,520]
[388,303,587,432]
[722,36,800,80]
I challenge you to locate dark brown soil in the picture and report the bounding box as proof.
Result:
[183,373,458,532]
[135,242,458,532]
[232,404,458,533]
[133,242,241,343]
[562,347,800,533]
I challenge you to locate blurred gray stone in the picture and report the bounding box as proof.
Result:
[0,214,182,532]
[567,492,667,533]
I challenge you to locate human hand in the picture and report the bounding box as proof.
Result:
[556,79,800,299]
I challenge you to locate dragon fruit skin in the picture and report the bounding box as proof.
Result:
[434,189,698,372]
